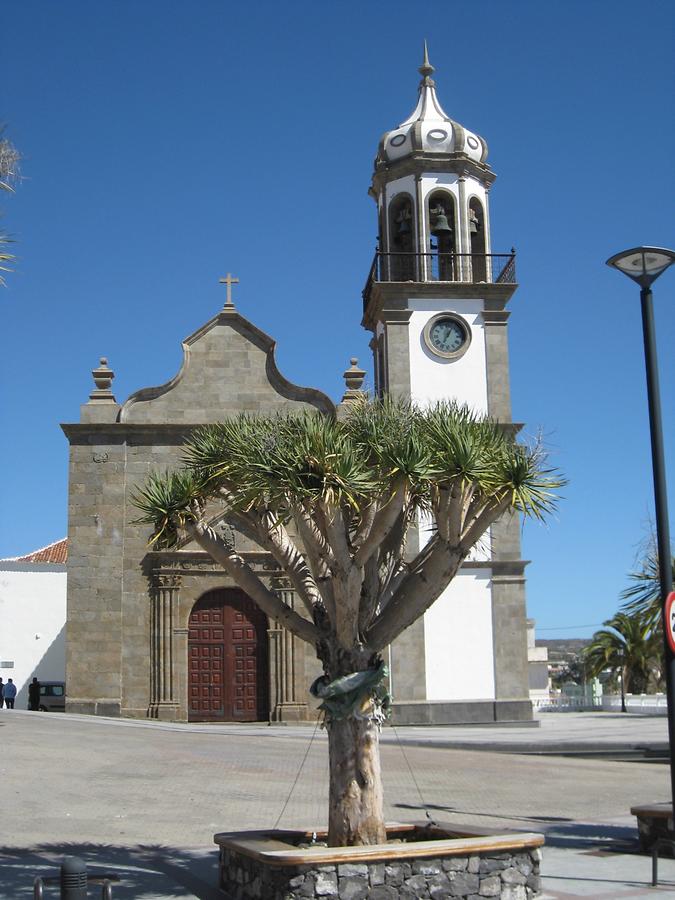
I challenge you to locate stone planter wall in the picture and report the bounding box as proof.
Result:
[214,824,543,899]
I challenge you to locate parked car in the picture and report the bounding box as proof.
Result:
[38,681,65,712]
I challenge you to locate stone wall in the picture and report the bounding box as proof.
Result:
[215,827,543,900]
[63,307,332,721]
[219,846,541,899]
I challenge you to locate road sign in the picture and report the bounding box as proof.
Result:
[666,592,675,654]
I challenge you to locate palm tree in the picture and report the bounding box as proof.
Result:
[133,398,563,846]
[584,612,660,701]
[621,548,675,631]
[0,132,20,287]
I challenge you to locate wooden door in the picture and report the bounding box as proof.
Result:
[188,589,268,722]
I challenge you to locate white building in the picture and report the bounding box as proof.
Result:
[0,539,67,708]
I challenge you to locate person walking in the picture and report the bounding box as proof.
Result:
[3,679,17,709]
[28,677,41,711]
[0,677,4,708]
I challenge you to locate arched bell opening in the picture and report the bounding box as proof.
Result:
[428,190,457,281]
[187,587,269,723]
[388,193,415,280]
[469,197,487,282]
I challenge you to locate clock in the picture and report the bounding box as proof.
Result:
[423,313,471,359]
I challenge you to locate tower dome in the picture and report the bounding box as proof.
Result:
[376,43,488,167]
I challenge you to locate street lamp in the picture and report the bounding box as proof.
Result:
[607,245,675,814]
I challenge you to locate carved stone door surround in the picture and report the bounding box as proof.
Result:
[147,552,308,722]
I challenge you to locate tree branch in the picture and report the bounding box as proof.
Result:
[461,495,512,553]
[353,482,407,568]
[358,555,381,634]
[215,489,321,617]
[186,520,321,647]
[320,501,352,574]
[292,505,337,623]
[366,536,464,651]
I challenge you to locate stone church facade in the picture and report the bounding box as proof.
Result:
[63,49,532,724]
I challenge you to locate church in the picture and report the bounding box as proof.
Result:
[63,48,531,725]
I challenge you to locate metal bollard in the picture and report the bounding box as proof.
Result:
[60,857,87,900]
[33,877,45,900]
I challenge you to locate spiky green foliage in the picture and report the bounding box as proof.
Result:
[134,398,561,554]
[621,549,675,631]
[0,235,14,287]
[583,612,661,694]
[132,470,208,548]
[419,404,559,520]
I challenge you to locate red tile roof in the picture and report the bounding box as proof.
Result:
[8,538,68,564]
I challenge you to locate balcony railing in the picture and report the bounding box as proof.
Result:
[362,250,516,311]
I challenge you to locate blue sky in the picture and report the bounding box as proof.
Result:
[1,1,674,638]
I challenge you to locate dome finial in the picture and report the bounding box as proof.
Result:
[419,40,435,81]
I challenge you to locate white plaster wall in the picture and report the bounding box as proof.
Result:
[421,174,487,214]
[424,568,495,700]
[408,299,488,412]
[0,566,67,707]
[422,172,460,197]
[386,175,416,204]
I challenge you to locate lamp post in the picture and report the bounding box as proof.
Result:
[607,245,675,814]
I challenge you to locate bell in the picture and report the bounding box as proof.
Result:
[397,218,411,236]
[431,213,453,236]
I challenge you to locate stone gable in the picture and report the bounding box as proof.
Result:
[120,307,334,424]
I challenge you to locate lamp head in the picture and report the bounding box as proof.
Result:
[606,246,675,289]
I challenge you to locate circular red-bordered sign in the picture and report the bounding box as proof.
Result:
[666,592,675,654]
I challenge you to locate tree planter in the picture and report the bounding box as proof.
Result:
[214,822,544,899]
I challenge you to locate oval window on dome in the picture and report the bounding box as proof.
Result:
[466,136,480,150]
[428,129,448,142]
[390,134,407,147]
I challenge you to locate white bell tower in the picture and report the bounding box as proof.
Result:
[362,45,531,724]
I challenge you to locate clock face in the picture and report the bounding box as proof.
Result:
[423,313,471,359]
[429,318,465,353]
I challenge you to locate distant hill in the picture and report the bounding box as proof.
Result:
[535,638,591,661]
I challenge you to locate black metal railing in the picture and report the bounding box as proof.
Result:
[362,250,516,310]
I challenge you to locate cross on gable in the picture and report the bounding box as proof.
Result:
[219,272,239,306]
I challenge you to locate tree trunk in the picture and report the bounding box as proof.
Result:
[326,712,387,846]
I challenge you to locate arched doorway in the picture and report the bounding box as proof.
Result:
[188,588,269,722]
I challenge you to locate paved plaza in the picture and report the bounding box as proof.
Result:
[2,710,675,898]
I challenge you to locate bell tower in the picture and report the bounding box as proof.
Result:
[363,43,516,420]
[362,45,531,723]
